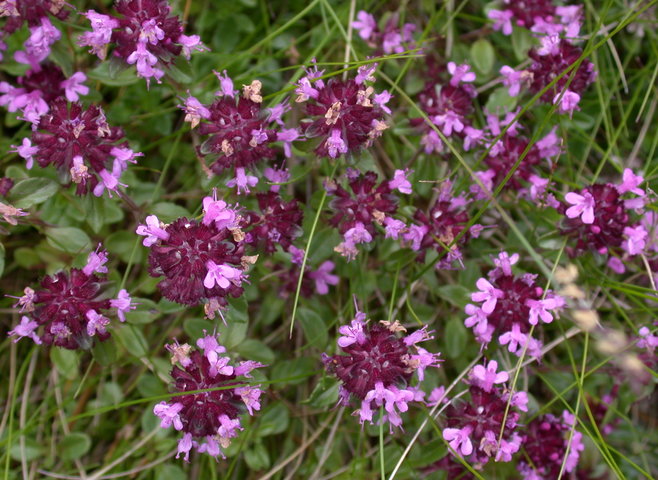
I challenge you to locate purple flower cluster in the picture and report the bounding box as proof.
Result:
[79,0,206,86]
[323,311,441,429]
[0,62,88,124]
[442,360,527,466]
[17,99,141,197]
[190,71,298,191]
[464,252,564,359]
[403,180,482,269]
[517,411,584,479]
[410,60,477,154]
[559,169,647,273]
[136,191,249,317]
[352,10,416,55]
[275,245,339,299]
[153,333,264,461]
[327,168,402,260]
[296,62,390,159]
[7,245,134,349]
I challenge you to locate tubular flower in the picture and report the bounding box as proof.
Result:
[137,192,251,315]
[322,311,441,430]
[351,10,416,55]
[28,99,140,196]
[464,251,564,359]
[196,72,297,179]
[296,62,389,159]
[441,360,526,466]
[517,411,584,479]
[154,333,265,461]
[7,246,134,349]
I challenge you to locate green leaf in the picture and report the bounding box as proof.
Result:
[298,307,328,348]
[512,27,536,62]
[184,318,214,339]
[257,404,290,437]
[216,320,247,349]
[485,86,517,113]
[106,231,142,264]
[114,324,149,358]
[51,348,79,380]
[10,437,42,461]
[0,243,4,278]
[46,227,92,254]
[8,178,58,208]
[444,317,467,359]
[60,433,91,461]
[151,202,191,223]
[244,441,271,470]
[236,339,275,364]
[92,339,117,366]
[88,61,139,86]
[304,376,340,408]
[270,358,316,387]
[436,285,470,308]
[471,39,495,75]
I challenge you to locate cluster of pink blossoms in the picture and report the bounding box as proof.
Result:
[78,0,206,86]
[183,71,298,193]
[352,10,416,55]
[323,311,442,430]
[464,251,565,359]
[559,168,648,273]
[441,360,527,466]
[7,245,135,349]
[154,333,264,461]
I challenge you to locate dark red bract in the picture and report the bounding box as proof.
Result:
[328,170,398,236]
[17,62,66,102]
[198,95,277,174]
[302,78,385,158]
[485,135,542,190]
[559,183,629,256]
[529,39,596,104]
[32,269,111,349]
[112,0,183,62]
[148,218,245,305]
[32,99,128,194]
[245,192,303,254]
[323,323,411,399]
[171,350,242,438]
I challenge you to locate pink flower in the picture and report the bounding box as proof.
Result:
[447,62,476,86]
[554,89,581,115]
[471,278,504,314]
[180,93,210,128]
[214,70,236,97]
[493,251,519,276]
[111,289,136,322]
[226,167,258,195]
[499,323,528,353]
[337,316,367,348]
[526,297,559,325]
[7,316,41,344]
[352,11,377,40]
[83,245,109,276]
[565,191,595,224]
[264,167,290,192]
[136,215,170,246]
[470,360,508,392]
[500,66,524,97]
[178,34,207,59]
[60,72,89,102]
[443,426,474,456]
[617,168,645,196]
[86,309,110,336]
[325,129,348,158]
[384,217,406,239]
[389,169,412,194]
[79,10,118,60]
[623,225,647,255]
[308,261,339,295]
[202,189,239,229]
[204,260,243,289]
[487,9,514,35]
[153,402,184,430]
[10,138,38,169]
